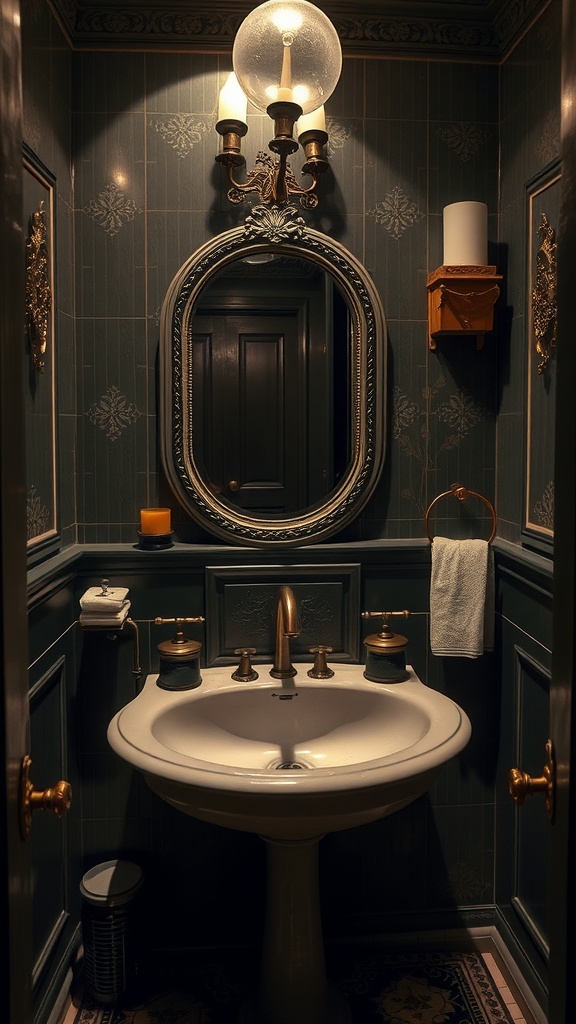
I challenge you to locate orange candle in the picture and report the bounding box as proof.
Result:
[140,508,171,535]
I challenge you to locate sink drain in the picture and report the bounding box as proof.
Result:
[276,761,306,770]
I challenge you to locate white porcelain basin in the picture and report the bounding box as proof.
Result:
[108,664,471,839]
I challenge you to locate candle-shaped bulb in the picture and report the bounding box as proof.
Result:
[277,33,293,102]
[218,72,247,123]
[298,105,326,134]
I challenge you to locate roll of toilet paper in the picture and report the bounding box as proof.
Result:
[443,201,488,266]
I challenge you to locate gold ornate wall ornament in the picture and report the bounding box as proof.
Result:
[531,211,557,374]
[26,201,52,373]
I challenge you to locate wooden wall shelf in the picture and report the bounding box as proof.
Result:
[426,265,502,350]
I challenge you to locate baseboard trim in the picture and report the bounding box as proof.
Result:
[48,967,73,1024]
[486,926,548,1024]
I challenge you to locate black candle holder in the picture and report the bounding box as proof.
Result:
[136,531,174,551]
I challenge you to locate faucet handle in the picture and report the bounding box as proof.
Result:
[232,648,259,682]
[307,646,334,680]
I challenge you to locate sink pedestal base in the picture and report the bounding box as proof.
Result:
[240,834,350,1024]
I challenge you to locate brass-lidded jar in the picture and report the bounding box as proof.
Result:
[155,617,204,690]
[361,610,410,683]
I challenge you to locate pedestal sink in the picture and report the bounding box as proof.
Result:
[108,664,471,1024]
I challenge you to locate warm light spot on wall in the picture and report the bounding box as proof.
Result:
[113,170,127,188]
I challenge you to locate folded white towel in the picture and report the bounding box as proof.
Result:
[430,537,494,658]
[80,601,131,628]
[80,586,130,612]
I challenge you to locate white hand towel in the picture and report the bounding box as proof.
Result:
[79,586,130,612]
[80,601,131,628]
[430,537,494,658]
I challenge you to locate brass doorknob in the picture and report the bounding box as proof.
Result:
[19,755,72,840]
[509,738,555,821]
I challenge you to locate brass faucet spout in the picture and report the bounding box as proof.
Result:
[270,586,301,679]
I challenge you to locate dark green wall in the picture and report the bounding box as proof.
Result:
[21,8,561,547]
[67,41,500,543]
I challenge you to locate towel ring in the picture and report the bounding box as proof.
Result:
[425,483,497,544]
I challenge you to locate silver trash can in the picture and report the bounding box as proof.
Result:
[80,859,143,1004]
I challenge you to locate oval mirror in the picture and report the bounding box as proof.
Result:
[159,204,387,547]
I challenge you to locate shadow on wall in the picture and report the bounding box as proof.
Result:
[440,650,500,791]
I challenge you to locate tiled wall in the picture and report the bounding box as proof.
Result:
[21,0,561,551]
[22,0,561,553]
[69,47,499,544]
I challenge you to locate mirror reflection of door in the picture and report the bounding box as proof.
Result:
[189,257,350,516]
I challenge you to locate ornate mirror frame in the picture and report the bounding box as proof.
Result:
[159,204,387,547]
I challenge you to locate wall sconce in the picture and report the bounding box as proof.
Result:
[427,202,502,350]
[215,0,342,207]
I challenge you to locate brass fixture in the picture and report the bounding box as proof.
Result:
[361,610,411,648]
[270,586,301,679]
[426,265,502,351]
[154,616,205,656]
[307,646,334,679]
[19,755,71,840]
[154,614,203,638]
[361,610,411,683]
[25,201,52,373]
[215,1,341,207]
[79,602,142,681]
[531,211,557,374]
[124,618,142,681]
[424,482,498,544]
[216,137,329,209]
[509,738,556,821]
[232,647,259,682]
[154,616,206,691]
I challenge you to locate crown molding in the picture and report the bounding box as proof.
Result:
[48,0,549,61]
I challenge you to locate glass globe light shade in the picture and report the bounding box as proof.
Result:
[232,0,342,115]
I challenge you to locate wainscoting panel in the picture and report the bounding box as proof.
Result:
[205,563,361,665]
[29,655,71,983]
[510,646,551,961]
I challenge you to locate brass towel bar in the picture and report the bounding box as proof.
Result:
[425,483,497,544]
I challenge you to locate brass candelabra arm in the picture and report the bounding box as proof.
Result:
[219,150,321,208]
